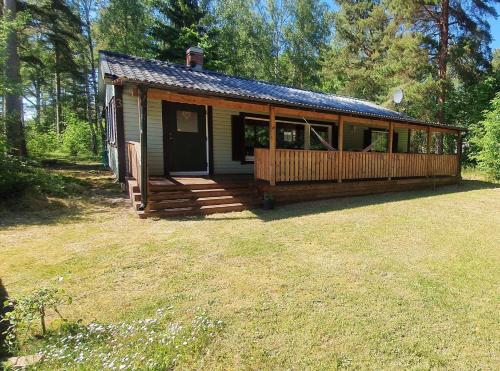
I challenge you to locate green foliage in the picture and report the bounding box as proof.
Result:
[471,93,500,180]
[0,146,88,199]
[26,128,60,158]
[150,0,208,63]
[0,142,32,197]
[2,287,71,351]
[96,0,153,56]
[61,114,95,157]
[35,308,222,369]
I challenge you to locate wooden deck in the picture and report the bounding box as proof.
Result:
[126,174,460,218]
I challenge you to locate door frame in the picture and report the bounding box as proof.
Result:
[162,101,211,176]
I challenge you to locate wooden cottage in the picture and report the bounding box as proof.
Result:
[99,48,464,218]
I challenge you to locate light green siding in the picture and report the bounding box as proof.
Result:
[122,87,164,175]
[212,107,254,174]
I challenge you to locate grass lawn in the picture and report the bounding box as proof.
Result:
[1,162,499,369]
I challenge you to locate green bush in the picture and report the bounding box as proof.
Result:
[26,128,60,158]
[0,137,88,198]
[62,114,94,157]
[1,287,71,351]
[471,93,500,180]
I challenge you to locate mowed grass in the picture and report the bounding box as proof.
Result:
[1,164,499,369]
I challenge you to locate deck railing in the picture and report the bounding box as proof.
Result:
[254,148,458,183]
[126,141,142,190]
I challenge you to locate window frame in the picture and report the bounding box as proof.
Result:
[241,113,336,163]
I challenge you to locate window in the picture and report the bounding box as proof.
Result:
[244,119,269,160]
[277,123,304,149]
[371,130,388,152]
[106,97,116,144]
[310,125,330,150]
[410,130,428,153]
[443,133,458,154]
[176,110,198,132]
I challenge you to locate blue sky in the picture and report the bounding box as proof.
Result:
[490,3,500,50]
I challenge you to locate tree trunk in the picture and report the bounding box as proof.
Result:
[3,0,27,156]
[82,0,102,151]
[83,66,97,154]
[436,0,449,153]
[54,47,63,135]
[34,80,42,127]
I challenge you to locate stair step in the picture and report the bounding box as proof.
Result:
[148,188,257,201]
[148,182,251,192]
[145,203,250,218]
[147,195,259,210]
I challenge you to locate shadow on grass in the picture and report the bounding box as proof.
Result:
[0,160,126,228]
[164,179,499,223]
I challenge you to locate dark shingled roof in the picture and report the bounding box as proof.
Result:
[99,50,461,130]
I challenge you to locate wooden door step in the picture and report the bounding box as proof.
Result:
[148,181,251,192]
[142,202,250,218]
[146,195,259,210]
[148,188,257,201]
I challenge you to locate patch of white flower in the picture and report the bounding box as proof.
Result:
[36,308,222,370]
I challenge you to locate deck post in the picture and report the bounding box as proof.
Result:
[388,121,393,180]
[269,105,277,186]
[456,131,462,179]
[138,85,148,210]
[338,116,344,182]
[426,126,432,177]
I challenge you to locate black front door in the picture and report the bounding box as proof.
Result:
[163,102,207,174]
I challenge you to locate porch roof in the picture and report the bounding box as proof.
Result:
[99,50,463,131]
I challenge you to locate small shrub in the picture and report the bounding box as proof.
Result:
[2,287,71,351]
[62,114,94,157]
[26,129,60,158]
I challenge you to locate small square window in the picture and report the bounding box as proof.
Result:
[176,110,198,133]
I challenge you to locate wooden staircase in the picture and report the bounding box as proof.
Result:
[127,176,260,218]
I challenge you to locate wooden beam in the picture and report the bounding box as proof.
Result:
[138,85,148,210]
[343,116,389,128]
[393,122,429,131]
[429,126,458,134]
[457,132,462,178]
[338,116,344,182]
[274,106,339,122]
[388,121,394,180]
[269,105,277,186]
[147,89,268,114]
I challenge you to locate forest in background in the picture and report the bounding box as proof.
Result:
[1,0,500,183]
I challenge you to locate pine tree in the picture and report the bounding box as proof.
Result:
[389,0,500,124]
[281,0,331,89]
[150,0,207,63]
[2,0,27,156]
[321,0,430,105]
[96,0,152,56]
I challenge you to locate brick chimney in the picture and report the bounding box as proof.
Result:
[186,47,204,71]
